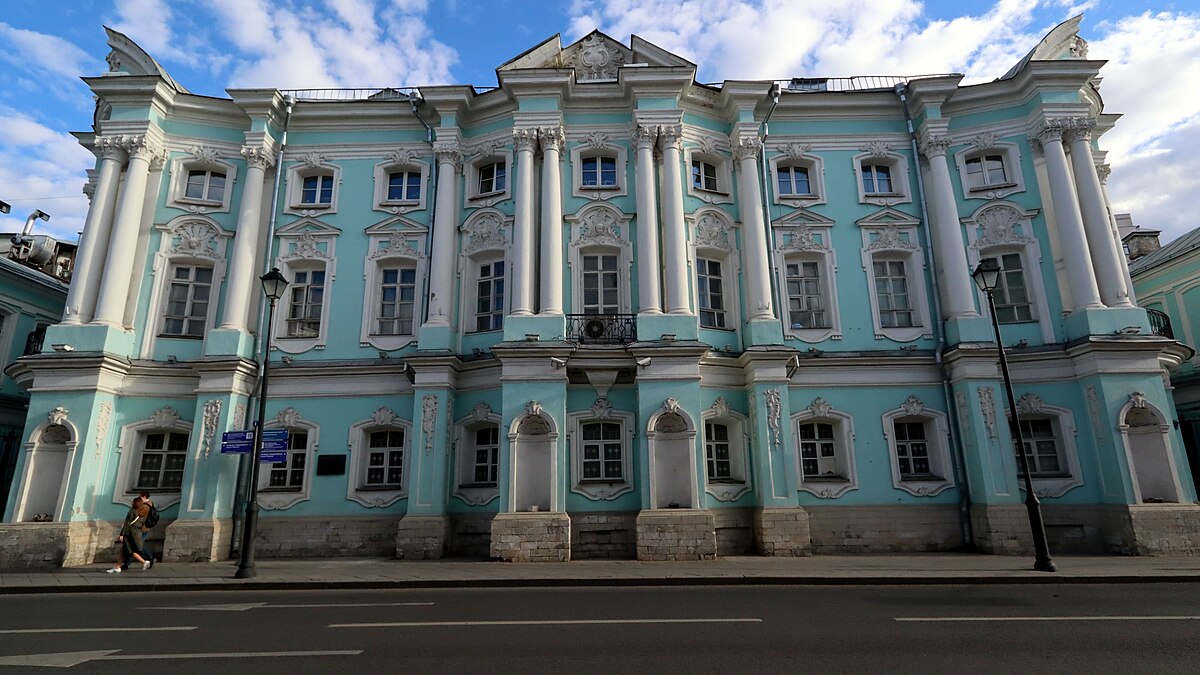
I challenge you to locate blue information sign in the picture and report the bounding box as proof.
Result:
[260,429,288,463]
[220,431,255,454]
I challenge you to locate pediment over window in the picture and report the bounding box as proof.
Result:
[772,207,835,228]
[364,214,427,235]
[275,218,343,237]
[497,30,693,81]
[856,207,921,229]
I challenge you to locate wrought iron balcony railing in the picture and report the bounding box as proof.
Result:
[23,326,45,356]
[1146,308,1174,339]
[566,314,637,344]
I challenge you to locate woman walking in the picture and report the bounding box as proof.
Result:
[107,497,151,573]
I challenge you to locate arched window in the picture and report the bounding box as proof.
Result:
[882,395,954,497]
[258,407,318,510]
[569,398,635,501]
[689,209,740,335]
[791,397,857,498]
[361,218,427,350]
[458,209,511,335]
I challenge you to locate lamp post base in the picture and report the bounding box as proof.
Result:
[1034,558,1057,573]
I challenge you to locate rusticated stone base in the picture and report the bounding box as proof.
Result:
[490,512,571,562]
[0,523,70,569]
[754,507,812,556]
[448,513,495,558]
[396,515,450,560]
[635,509,716,561]
[808,504,963,553]
[714,508,755,556]
[163,519,232,562]
[570,512,637,559]
[253,516,402,558]
[970,504,1033,554]
[1111,504,1200,555]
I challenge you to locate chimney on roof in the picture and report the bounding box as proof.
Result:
[1118,214,1161,261]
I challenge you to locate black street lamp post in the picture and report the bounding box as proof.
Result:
[972,258,1056,573]
[235,267,289,579]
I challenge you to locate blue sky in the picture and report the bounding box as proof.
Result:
[2,0,1198,244]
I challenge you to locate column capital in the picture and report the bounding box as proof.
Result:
[732,136,762,163]
[658,124,683,152]
[433,141,463,171]
[1064,117,1096,144]
[1032,119,1071,146]
[632,124,659,150]
[513,128,539,153]
[1096,162,1112,184]
[537,126,565,154]
[918,134,952,158]
[94,135,129,162]
[82,177,96,200]
[240,145,276,170]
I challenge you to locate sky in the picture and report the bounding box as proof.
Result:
[1,0,1197,247]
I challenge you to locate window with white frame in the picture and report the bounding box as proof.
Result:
[112,407,192,509]
[705,421,733,480]
[792,398,857,498]
[798,422,841,479]
[569,402,634,501]
[184,169,227,203]
[372,152,429,213]
[571,140,628,201]
[167,150,237,214]
[853,149,911,204]
[257,408,318,510]
[859,213,930,343]
[568,204,634,318]
[769,151,825,206]
[776,164,812,197]
[692,159,719,192]
[982,253,1033,323]
[580,421,623,480]
[861,163,893,195]
[452,403,503,506]
[477,161,506,196]
[301,175,334,206]
[1006,395,1082,497]
[474,259,505,331]
[285,160,341,215]
[387,170,421,202]
[267,430,308,491]
[690,209,739,332]
[774,215,839,342]
[965,154,1008,189]
[286,268,326,338]
[375,266,417,335]
[161,264,212,337]
[274,221,339,353]
[134,430,188,491]
[954,141,1024,200]
[872,258,915,328]
[346,408,411,507]
[685,145,733,205]
[467,425,499,486]
[697,258,727,328]
[785,260,828,330]
[582,254,620,314]
[581,155,617,188]
[364,428,405,487]
[701,400,751,501]
[1014,418,1065,477]
[882,396,953,496]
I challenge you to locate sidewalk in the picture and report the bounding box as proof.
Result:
[5,554,1200,593]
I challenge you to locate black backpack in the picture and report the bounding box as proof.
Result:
[146,504,160,528]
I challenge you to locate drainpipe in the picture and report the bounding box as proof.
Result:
[895,83,975,549]
[409,93,439,325]
[757,82,784,326]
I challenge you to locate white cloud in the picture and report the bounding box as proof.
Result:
[0,23,99,104]
[109,0,187,61]
[0,108,94,241]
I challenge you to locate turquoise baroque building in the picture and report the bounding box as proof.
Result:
[4,16,1198,567]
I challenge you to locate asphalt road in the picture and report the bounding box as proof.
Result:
[3,584,1200,673]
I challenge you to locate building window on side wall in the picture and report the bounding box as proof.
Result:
[162,265,212,337]
[697,258,727,329]
[470,425,499,486]
[785,260,828,329]
[474,260,505,332]
[798,421,841,479]
[861,163,893,195]
[364,428,405,488]
[301,175,334,205]
[582,254,620,314]
[135,431,188,491]
[1016,418,1065,477]
[375,266,416,335]
[268,431,308,491]
[581,421,623,480]
[386,170,421,202]
[965,154,1008,189]
[692,159,719,192]
[777,165,811,197]
[894,420,933,480]
[478,162,507,196]
[705,422,732,480]
[184,169,226,203]
[983,254,1033,323]
[581,156,618,188]
[873,259,915,328]
[286,269,325,338]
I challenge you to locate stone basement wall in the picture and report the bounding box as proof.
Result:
[490,512,571,562]
[163,519,232,562]
[0,523,72,569]
[1118,504,1200,555]
[636,509,717,561]
[754,507,812,556]
[571,512,637,559]
[396,515,451,560]
[808,504,962,553]
[254,516,402,558]
[449,512,496,558]
[712,508,755,556]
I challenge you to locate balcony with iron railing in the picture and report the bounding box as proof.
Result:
[1146,308,1174,339]
[566,314,638,345]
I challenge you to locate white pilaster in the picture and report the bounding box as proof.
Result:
[425,141,462,326]
[64,137,125,324]
[1068,120,1133,308]
[633,124,662,315]
[92,134,164,327]
[732,136,775,321]
[538,127,565,316]
[510,128,538,317]
[659,125,690,315]
[217,146,274,331]
[919,134,978,319]
[1035,121,1103,311]
[1097,163,1137,304]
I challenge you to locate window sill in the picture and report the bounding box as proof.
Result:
[579,479,626,484]
[357,485,404,491]
[693,187,729,196]
[700,324,735,332]
[293,202,331,209]
[459,482,498,489]
[260,487,303,493]
[280,333,322,340]
[470,190,506,201]
[580,185,619,191]
[802,476,849,483]
[864,192,904,198]
[707,478,745,485]
[900,474,944,482]
[969,182,1017,193]
[368,332,415,338]
[790,324,832,331]
[380,199,419,207]
[176,197,223,207]
[780,193,818,200]
[466,328,503,335]
[157,333,204,340]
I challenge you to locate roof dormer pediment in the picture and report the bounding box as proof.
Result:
[498,30,693,82]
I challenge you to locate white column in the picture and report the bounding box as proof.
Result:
[633,124,662,315]
[1036,121,1103,311]
[92,135,163,327]
[510,128,538,316]
[732,136,775,321]
[64,137,125,324]
[426,141,462,325]
[1098,163,1137,304]
[538,127,564,316]
[1068,120,1133,308]
[658,125,690,315]
[217,146,275,331]
[919,135,978,319]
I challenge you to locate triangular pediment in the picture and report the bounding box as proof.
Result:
[773,207,836,228]
[275,217,342,236]
[856,207,920,228]
[365,214,427,234]
[498,30,693,81]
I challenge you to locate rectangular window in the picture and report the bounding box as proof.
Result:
[301,175,334,205]
[785,261,827,329]
[798,422,839,478]
[985,254,1033,323]
[268,431,308,490]
[184,169,226,202]
[135,431,188,490]
[705,422,732,480]
[1017,418,1063,477]
[697,258,726,329]
[478,162,507,195]
[582,156,617,187]
[387,171,421,201]
[873,259,914,328]
[162,265,213,337]
[365,429,405,487]
[966,154,1008,189]
[862,164,893,194]
[286,269,325,338]
[376,266,417,335]
[776,166,811,196]
[582,254,620,314]
[894,421,931,478]
[581,422,623,480]
[471,426,499,485]
[474,260,505,332]
[691,160,718,191]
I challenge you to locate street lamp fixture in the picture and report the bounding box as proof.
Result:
[0,200,10,214]
[235,267,289,579]
[972,259,1056,572]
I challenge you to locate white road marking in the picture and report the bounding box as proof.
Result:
[331,618,763,628]
[0,626,196,634]
[145,602,433,611]
[0,650,362,668]
[896,616,1200,622]
[269,602,434,608]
